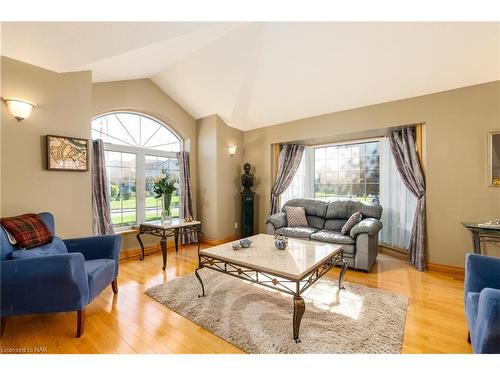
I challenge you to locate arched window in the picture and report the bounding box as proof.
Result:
[92,112,182,228]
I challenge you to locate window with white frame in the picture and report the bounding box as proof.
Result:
[92,112,182,229]
[314,141,380,202]
[281,140,381,207]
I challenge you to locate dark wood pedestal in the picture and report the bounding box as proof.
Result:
[241,192,255,237]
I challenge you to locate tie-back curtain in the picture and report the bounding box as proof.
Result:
[176,151,197,244]
[92,139,114,235]
[388,127,426,271]
[270,144,305,215]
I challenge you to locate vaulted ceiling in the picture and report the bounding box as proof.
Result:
[2,22,499,130]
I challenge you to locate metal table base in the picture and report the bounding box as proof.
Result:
[194,249,347,343]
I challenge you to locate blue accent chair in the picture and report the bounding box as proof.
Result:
[465,253,500,353]
[0,212,121,337]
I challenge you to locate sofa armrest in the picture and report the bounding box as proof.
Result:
[265,212,287,230]
[64,234,121,262]
[474,288,500,353]
[349,218,383,238]
[465,253,500,296]
[0,253,89,315]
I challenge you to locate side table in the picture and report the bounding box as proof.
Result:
[136,219,203,270]
[462,222,500,254]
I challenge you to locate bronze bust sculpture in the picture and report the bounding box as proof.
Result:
[241,162,254,193]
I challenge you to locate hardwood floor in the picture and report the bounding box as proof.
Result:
[0,244,472,354]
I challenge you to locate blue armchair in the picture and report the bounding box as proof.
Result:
[0,212,121,337]
[465,253,500,353]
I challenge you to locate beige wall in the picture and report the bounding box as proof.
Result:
[1,56,93,238]
[244,81,500,267]
[216,116,244,240]
[92,79,198,251]
[197,115,244,241]
[197,115,218,240]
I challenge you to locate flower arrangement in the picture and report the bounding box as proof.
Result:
[153,171,179,223]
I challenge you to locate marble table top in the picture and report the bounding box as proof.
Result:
[200,233,343,280]
[139,219,201,229]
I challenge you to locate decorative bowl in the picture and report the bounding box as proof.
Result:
[274,234,288,250]
[239,238,252,248]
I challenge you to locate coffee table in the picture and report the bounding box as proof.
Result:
[194,233,347,342]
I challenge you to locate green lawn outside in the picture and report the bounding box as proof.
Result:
[110,196,180,210]
[112,207,180,226]
[110,196,180,226]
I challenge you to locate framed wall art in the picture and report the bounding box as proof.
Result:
[46,134,89,171]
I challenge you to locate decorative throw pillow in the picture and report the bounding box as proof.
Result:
[0,213,53,249]
[341,211,362,235]
[285,206,308,227]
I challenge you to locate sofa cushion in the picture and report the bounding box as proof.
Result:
[325,201,383,220]
[275,226,318,239]
[284,206,308,227]
[324,219,346,231]
[11,237,68,259]
[0,213,53,249]
[282,199,328,218]
[310,229,355,245]
[347,201,383,219]
[341,212,362,235]
[325,201,349,219]
[86,259,115,301]
[306,216,325,230]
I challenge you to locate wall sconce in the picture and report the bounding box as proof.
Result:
[2,98,35,122]
[228,145,238,156]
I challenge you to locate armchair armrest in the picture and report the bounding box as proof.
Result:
[465,253,500,295]
[64,234,121,262]
[265,212,287,230]
[0,253,89,315]
[474,288,500,353]
[349,218,383,238]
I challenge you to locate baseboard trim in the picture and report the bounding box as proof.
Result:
[427,262,465,277]
[202,235,241,246]
[120,243,177,261]
[379,246,465,276]
[120,235,239,260]
[379,245,408,260]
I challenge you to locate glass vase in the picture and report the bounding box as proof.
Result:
[161,194,172,224]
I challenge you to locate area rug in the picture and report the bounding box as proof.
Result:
[145,268,408,353]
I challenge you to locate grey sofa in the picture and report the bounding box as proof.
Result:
[266,199,383,271]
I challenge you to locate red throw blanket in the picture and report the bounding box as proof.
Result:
[0,213,53,249]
